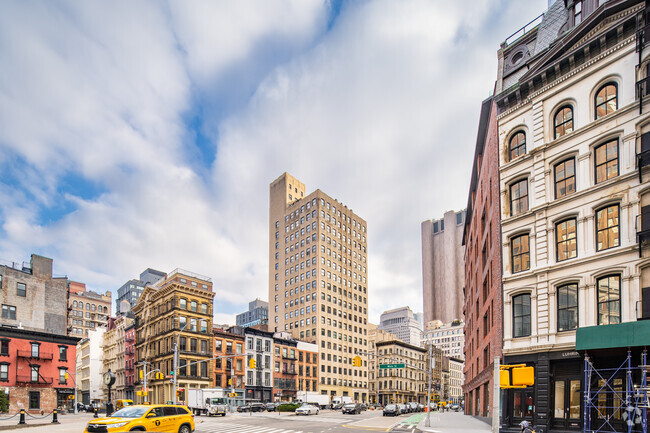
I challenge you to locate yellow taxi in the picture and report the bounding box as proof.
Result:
[84,404,195,433]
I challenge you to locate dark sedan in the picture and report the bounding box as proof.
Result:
[383,404,399,416]
[342,403,361,414]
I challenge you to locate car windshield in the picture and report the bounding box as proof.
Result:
[110,407,149,418]
[386,404,396,409]
[344,404,356,408]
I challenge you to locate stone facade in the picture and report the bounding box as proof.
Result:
[68,282,112,338]
[422,210,466,324]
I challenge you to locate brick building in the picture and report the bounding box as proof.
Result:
[462,97,502,418]
[213,328,245,406]
[295,340,318,395]
[124,323,135,400]
[67,281,111,338]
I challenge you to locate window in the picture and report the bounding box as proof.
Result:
[179,299,187,310]
[200,320,207,333]
[511,234,530,273]
[29,391,40,409]
[574,0,582,24]
[510,179,528,216]
[597,275,621,325]
[31,343,39,358]
[555,159,576,198]
[59,368,67,384]
[190,301,197,312]
[201,361,207,378]
[596,205,619,251]
[0,340,8,356]
[201,303,208,314]
[1,305,15,320]
[595,83,617,119]
[0,364,7,381]
[215,340,222,352]
[554,106,573,138]
[179,337,186,351]
[190,318,197,332]
[509,131,526,161]
[513,294,531,338]
[179,316,186,329]
[59,346,67,361]
[556,219,577,261]
[16,283,26,297]
[31,365,39,382]
[557,283,578,332]
[595,140,618,183]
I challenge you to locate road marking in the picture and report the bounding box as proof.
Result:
[341,424,390,432]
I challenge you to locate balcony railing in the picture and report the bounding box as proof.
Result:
[282,370,298,375]
[17,350,53,360]
[16,376,53,385]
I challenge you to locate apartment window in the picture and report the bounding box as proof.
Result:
[179,337,186,351]
[595,83,617,119]
[513,294,531,338]
[201,340,207,354]
[554,106,573,138]
[59,368,67,384]
[574,0,582,24]
[509,131,526,161]
[555,159,576,198]
[0,363,8,381]
[597,275,621,325]
[31,343,39,358]
[59,346,67,361]
[179,316,186,329]
[511,234,530,273]
[200,320,207,333]
[1,305,16,320]
[190,339,197,353]
[596,205,620,251]
[16,282,26,297]
[0,340,8,356]
[191,301,197,312]
[179,359,187,376]
[29,391,40,409]
[201,361,208,378]
[215,340,222,352]
[595,140,618,183]
[31,365,39,382]
[190,318,197,332]
[556,219,577,261]
[557,283,578,332]
[201,303,208,314]
[179,299,187,310]
[510,179,528,216]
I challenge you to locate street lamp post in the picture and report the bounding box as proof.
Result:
[173,319,188,405]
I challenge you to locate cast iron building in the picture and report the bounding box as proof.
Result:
[268,172,369,403]
[461,97,502,419]
[422,210,466,325]
[493,1,650,431]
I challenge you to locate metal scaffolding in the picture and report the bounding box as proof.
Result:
[584,350,648,433]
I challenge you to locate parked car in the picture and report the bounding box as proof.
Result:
[84,404,194,433]
[237,403,265,413]
[342,403,361,414]
[408,402,419,412]
[451,404,460,412]
[295,404,319,415]
[332,403,343,410]
[397,404,409,414]
[265,402,277,411]
[383,404,399,416]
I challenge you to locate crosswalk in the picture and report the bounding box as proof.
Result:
[196,421,304,433]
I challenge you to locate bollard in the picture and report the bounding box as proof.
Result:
[18,409,26,425]
[93,407,98,418]
[52,409,60,424]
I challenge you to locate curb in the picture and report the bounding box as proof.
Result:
[0,423,50,431]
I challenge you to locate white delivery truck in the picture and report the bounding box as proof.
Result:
[331,396,353,407]
[296,391,330,409]
[187,388,228,416]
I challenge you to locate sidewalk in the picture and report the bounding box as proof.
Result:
[417,410,491,433]
[0,411,95,432]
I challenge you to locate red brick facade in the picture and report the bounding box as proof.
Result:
[125,324,135,400]
[213,329,245,390]
[462,98,503,418]
[0,327,78,414]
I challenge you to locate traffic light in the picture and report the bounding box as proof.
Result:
[352,356,362,366]
[139,370,143,380]
[512,366,534,387]
[228,378,232,386]
[65,372,69,380]
[177,388,185,401]
[500,369,510,387]
[249,358,257,369]
[155,372,164,380]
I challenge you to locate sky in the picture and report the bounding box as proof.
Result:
[0,0,548,326]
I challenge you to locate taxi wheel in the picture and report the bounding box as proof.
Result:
[178,424,191,433]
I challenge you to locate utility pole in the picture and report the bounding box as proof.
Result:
[425,344,433,428]
[173,343,178,405]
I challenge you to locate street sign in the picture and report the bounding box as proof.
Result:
[379,363,405,369]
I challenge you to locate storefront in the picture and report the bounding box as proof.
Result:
[501,350,583,433]
[56,388,75,412]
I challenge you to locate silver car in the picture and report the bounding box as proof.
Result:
[295,404,320,415]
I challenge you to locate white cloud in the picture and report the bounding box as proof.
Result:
[0,0,548,325]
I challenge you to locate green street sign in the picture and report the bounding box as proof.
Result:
[380,363,405,369]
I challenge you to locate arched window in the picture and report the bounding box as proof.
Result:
[597,275,620,325]
[509,131,526,161]
[554,158,576,198]
[554,106,573,138]
[595,83,617,119]
[557,283,578,331]
[513,294,531,337]
[73,301,77,308]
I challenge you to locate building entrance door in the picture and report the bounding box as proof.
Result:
[551,379,581,430]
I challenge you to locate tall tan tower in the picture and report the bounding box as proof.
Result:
[269,173,369,403]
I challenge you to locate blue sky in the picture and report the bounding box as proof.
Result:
[0,0,547,325]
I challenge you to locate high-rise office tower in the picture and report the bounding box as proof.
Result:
[269,172,369,403]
